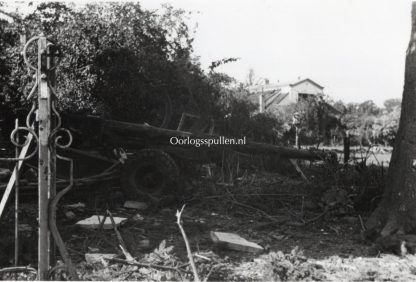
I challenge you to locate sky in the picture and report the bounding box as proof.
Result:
[139,0,412,106]
[3,0,413,106]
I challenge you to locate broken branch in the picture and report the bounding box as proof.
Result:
[176,205,201,282]
[107,210,134,261]
[106,257,191,274]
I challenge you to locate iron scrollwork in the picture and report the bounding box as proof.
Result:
[0,35,78,279]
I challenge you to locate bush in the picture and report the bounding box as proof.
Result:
[0,3,225,128]
[215,94,284,144]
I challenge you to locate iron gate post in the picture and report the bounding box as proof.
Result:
[37,34,51,281]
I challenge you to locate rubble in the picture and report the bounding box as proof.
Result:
[76,215,127,229]
[65,211,76,219]
[87,247,100,252]
[0,168,11,180]
[124,201,148,210]
[210,231,264,253]
[131,213,144,221]
[18,224,33,232]
[65,202,86,210]
[138,239,151,249]
[85,253,117,266]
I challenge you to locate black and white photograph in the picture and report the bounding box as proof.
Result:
[0,0,415,280]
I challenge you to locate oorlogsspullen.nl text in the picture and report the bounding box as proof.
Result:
[169,136,246,147]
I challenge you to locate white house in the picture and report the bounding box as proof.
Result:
[246,78,325,112]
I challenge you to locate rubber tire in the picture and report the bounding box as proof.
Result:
[120,149,179,202]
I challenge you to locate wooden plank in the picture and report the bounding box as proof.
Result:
[0,132,33,219]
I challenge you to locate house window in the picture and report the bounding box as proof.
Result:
[298,93,315,101]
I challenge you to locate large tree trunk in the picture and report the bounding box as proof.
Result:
[366,3,416,237]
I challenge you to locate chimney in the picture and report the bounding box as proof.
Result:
[265,78,269,85]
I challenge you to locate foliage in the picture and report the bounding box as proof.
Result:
[0,2,287,147]
[383,98,401,113]
[251,91,402,147]
[0,2,232,129]
[209,57,239,71]
[268,96,341,145]
[334,99,401,146]
[373,106,400,146]
[215,91,284,144]
[234,248,325,281]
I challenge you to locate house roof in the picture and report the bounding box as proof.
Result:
[247,89,289,108]
[246,78,324,93]
[269,93,289,107]
[290,78,324,89]
[246,84,282,93]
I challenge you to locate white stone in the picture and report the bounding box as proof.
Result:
[210,231,264,253]
[76,215,127,229]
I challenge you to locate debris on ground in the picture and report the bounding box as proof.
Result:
[0,159,402,281]
[85,253,117,266]
[210,231,264,253]
[18,224,32,232]
[81,240,185,281]
[65,202,86,210]
[0,168,11,180]
[65,211,76,220]
[124,201,148,210]
[131,213,144,221]
[75,215,127,229]
[137,239,151,249]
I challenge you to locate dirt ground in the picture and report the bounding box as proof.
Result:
[0,165,414,281]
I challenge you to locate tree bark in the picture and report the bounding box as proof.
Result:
[366,3,416,237]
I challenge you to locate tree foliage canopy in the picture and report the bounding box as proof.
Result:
[0,2,232,128]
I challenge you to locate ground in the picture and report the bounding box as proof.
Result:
[0,147,412,281]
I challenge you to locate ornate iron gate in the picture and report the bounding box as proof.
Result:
[0,34,78,280]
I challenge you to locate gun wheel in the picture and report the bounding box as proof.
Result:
[121,149,179,202]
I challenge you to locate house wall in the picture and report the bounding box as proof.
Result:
[247,79,325,109]
[290,81,324,103]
